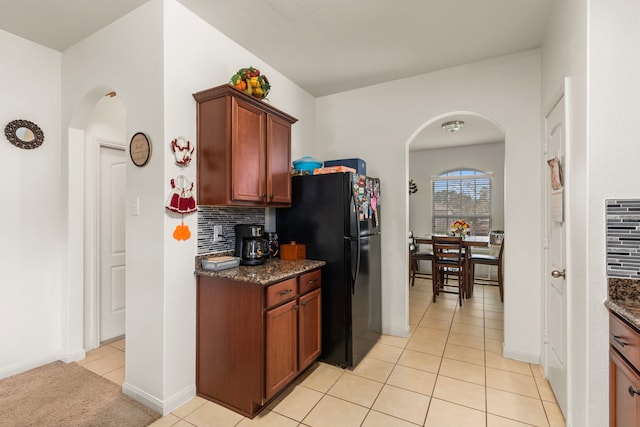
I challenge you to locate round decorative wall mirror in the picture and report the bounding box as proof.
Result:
[4,119,44,149]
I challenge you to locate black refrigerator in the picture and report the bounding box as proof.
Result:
[276,172,382,368]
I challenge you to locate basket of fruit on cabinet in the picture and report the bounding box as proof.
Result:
[230,67,271,99]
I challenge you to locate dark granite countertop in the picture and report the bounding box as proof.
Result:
[194,255,325,286]
[605,299,640,330]
[606,277,640,330]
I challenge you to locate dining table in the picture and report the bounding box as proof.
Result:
[414,235,490,298]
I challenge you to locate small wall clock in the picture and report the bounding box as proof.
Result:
[130,132,151,167]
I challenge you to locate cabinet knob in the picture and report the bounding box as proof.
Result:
[629,386,640,397]
[301,301,307,307]
[261,193,267,199]
[269,193,274,200]
[279,289,293,296]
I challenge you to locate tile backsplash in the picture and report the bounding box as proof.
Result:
[606,199,640,278]
[198,206,265,255]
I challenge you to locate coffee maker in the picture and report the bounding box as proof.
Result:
[235,224,268,266]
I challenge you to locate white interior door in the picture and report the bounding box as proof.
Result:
[99,145,126,342]
[544,94,567,416]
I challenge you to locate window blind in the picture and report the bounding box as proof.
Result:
[432,170,492,235]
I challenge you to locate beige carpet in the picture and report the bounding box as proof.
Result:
[0,361,160,427]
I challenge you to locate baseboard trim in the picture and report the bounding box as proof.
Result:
[122,382,164,414]
[0,352,61,379]
[123,381,196,416]
[382,325,411,338]
[502,344,541,364]
[60,349,86,363]
[162,384,197,415]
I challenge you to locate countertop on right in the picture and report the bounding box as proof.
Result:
[606,277,640,330]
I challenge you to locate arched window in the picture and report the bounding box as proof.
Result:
[432,169,492,235]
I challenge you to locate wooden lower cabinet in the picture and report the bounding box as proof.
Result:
[265,299,298,400]
[610,311,640,426]
[298,288,322,369]
[611,348,640,426]
[197,269,321,418]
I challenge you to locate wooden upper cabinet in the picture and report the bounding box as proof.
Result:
[232,99,266,203]
[193,85,297,207]
[267,115,293,204]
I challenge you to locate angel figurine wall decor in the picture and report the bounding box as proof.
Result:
[171,136,194,166]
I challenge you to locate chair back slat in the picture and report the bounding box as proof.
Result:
[432,235,464,268]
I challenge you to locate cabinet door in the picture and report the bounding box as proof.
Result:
[610,347,640,427]
[265,299,298,400]
[232,98,266,203]
[298,288,322,370]
[266,115,292,205]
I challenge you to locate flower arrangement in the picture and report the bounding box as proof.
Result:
[450,219,471,236]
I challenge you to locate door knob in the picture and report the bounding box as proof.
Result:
[551,269,566,279]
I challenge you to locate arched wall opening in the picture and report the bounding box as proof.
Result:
[64,87,127,354]
[403,110,506,327]
[407,111,506,237]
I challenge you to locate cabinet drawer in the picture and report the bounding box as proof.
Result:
[266,278,298,309]
[610,313,640,371]
[299,269,321,295]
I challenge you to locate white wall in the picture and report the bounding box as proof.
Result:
[57,0,317,414]
[409,142,505,237]
[62,0,168,410]
[0,30,62,378]
[161,1,317,405]
[588,3,640,424]
[541,0,589,425]
[586,1,640,425]
[316,51,542,362]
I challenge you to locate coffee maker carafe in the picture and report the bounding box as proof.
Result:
[235,224,268,266]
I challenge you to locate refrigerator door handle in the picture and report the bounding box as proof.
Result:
[353,239,361,295]
[350,186,361,294]
[350,180,361,238]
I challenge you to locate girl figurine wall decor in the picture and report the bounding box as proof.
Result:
[166,175,197,241]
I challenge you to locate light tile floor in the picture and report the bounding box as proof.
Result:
[89,280,567,426]
[78,337,126,386]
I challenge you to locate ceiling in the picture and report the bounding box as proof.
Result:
[0,0,554,149]
[411,114,505,151]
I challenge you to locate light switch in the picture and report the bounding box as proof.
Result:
[130,197,140,216]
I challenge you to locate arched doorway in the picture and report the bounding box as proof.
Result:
[405,111,505,328]
[67,88,127,350]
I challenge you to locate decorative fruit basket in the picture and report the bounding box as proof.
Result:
[230,66,271,99]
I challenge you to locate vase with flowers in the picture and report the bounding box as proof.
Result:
[450,219,471,237]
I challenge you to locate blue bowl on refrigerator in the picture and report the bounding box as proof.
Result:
[292,156,323,172]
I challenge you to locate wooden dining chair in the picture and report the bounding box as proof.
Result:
[431,235,465,306]
[409,232,433,286]
[468,239,504,302]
